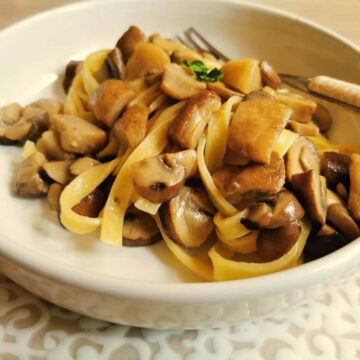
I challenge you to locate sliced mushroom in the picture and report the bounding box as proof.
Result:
[348,154,360,221]
[89,79,136,128]
[304,224,347,261]
[160,63,206,100]
[43,160,73,185]
[223,147,249,166]
[52,115,107,154]
[160,186,214,248]
[36,130,73,160]
[206,81,243,100]
[327,203,360,240]
[274,92,316,123]
[70,157,100,176]
[212,152,285,208]
[257,223,302,262]
[116,26,146,62]
[259,60,282,89]
[313,104,332,131]
[286,136,320,180]
[150,34,187,56]
[0,103,23,144]
[163,149,198,178]
[243,89,275,102]
[106,47,126,80]
[47,183,63,211]
[123,211,160,246]
[336,183,348,201]
[72,188,106,217]
[291,169,327,224]
[132,154,186,203]
[288,120,319,137]
[321,151,350,189]
[30,99,63,117]
[326,188,345,207]
[4,120,31,142]
[63,60,82,93]
[19,105,50,141]
[13,152,48,197]
[113,104,149,148]
[125,43,170,81]
[242,189,305,229]
[168,90,221,149]
[227,98,292,164]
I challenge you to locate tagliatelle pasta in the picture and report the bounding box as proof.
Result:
[4,25,359,282]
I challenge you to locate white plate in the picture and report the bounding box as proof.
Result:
[0,0,360,329]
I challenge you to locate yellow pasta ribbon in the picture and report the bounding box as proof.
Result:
[197,136,238,216]
[100,102,185,245]
[213,211,250,241]
[209,219,311,281]
[273,129,299,157]
[220,231,258,254]
[59,159,119,234]
[134,196,161,215]
[205,96,242,171]
[155,216,214,281]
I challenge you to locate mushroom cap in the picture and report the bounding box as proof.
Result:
[259,60,282,89]
[321,151,350,189]
[116,25,146,62]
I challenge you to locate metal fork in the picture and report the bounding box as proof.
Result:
[178,28,360,112]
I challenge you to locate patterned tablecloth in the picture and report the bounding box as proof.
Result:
[1,272,360,360]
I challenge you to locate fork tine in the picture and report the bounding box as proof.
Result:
[186,27,230,62]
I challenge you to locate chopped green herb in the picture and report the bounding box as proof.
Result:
[183,60,223,83]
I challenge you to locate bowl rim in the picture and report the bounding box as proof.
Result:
[0,0,360,303]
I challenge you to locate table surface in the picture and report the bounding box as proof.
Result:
[1,1,360,359]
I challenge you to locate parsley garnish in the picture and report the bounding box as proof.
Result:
[183,60,223,83]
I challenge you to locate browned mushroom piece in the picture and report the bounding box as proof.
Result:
[116,26,146,62]
[160,186,214,248]
[206,82,243,100]
[72,188,106,217]
[132,154,186,203]
[113,104,149,149]
[36,130,74,160]
[313,104,332,131]
[13,152,49,197]
[212,152,285,209]
[70,157,100,176]
[348,154,360,221]
[52,115,107,154]
[286,136,320,180]
[168,90,221,149]
[227,98,292,164]
[326,188,345,207]
[30,99,63,117]
[304,224,347,260]
[18,105,50,141]
[106,47,126,80]
[242,189,305,229]
[274,92,317,123]
[327,203,360,241]
[149,34,187,56]
[43,160,73,185]
[243,89,275,102]
[257,223,302,262]
[223,147,249,166]
[336,183,348,201]
[288,120,319,137]
[3,121,31,142]
[123,211,160,247]
[162,149,198,178]
[291,169,327,224]
[160,63,206,100]
[0,103,24,144]
[259,60,282,89]
[47,183,63,211]
[63,60,82,93]
[321,151,350,189]
[89,79,136,128]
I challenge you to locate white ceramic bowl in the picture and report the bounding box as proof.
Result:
[0,0,359,329]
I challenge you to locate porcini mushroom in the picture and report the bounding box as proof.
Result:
[89,79,136,128]
[160,186,214,248]
[227,98,292,164]
[72,189,106,217]
[63,60,82,93]
[70,157,100,176]
[132,154,186,203]
[168,90,221,149]
[36,130,73,161]
[43,160,73,185]
[47,183,63,211]
[163,149,198,178]
[348,154,360,220]
[106,47,126,80]
[116,26,146,62]
[0,103,23,144]
[321,151,350,189]
[13,152,48,197]
[259,60,282,89]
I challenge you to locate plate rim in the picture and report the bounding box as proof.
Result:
[0,0,360,303]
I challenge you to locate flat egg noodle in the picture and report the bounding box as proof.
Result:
[59,158,119,234]
[100,101,185,245]
[273,129,299,157]
[220,231,258,254]
[213,211,250,241]
[208,218,311,281]
[205,95,242,172]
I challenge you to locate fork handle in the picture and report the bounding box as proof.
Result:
[308,76,360,108]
